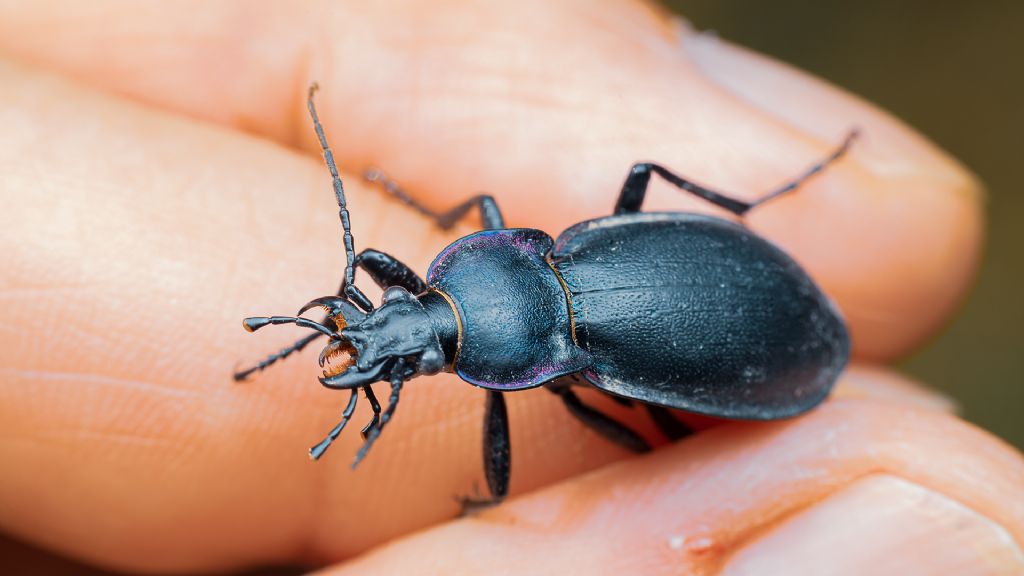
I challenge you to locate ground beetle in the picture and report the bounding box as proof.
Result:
[237,84,852,505]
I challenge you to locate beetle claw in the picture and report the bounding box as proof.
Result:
[298,296,348,316]
[298,296,367,329]
[319,339,356,369]
[319,359,388,389]
[318,343,334,367]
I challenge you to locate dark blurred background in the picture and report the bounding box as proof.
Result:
[669,1,1022,449]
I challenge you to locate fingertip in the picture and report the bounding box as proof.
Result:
[831,365,957,413]
[723,475,1024,576]
[315,382,1024,575]
[680,26,985,359]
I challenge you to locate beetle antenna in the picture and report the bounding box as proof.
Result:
[307,84,373,312]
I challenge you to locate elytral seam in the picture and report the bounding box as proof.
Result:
[546,257,579,346]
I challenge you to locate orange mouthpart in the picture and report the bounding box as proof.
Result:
[331,310,349,331]
[321,347,356,378]
[321,311,357,378]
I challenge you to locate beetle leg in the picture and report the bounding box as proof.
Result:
[351,249,428,295]
[309,388,359,460]
[614,130,858,217]
[644,404,694,442]
[590,386,691,442]
[352,359,407,468]
[454,483,490,516]
[456,390,511,513]
[360,384,381,440]
[365,169,505,230]
[482,390,511,500]
[604,393,635,408]
[549,386,651,453]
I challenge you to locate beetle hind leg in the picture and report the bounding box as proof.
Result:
[549,385,651,454]
[614,130,858,217]
[644,404,694,442]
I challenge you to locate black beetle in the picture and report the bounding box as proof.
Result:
[237,84,852,504]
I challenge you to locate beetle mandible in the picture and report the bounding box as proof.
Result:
[237,84,852,505]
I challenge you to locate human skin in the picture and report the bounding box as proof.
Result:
[0,1,1021,575]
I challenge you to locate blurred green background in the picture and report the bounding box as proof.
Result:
[669,1,1022,448]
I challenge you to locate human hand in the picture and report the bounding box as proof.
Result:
[0,1,1020,574]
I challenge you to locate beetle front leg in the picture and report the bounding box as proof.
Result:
[352,359,408,468]
[360,384,381,440]
[350,248,427,295]
[234,249,427,381]
[309,388,359,460]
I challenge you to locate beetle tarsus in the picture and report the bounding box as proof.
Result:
[457,496,502,516]
[352,359,407,468]
[746,128,860,213]
[309,388,359,460]
[360,384,381,440]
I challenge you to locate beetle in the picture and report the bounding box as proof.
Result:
[237,84,852,505]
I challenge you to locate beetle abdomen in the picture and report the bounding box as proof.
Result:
[550,212,849,419]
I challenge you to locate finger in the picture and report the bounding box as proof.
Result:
[0,60,647,573]
[830,364,958,413]
[316,395,1024,576]
[0,0,982,360]
[0,534,119,576]
[0,60,975,573]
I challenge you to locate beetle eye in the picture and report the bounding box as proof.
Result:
[382,286,414,304]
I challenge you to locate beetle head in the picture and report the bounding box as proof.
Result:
[300,286,445,389]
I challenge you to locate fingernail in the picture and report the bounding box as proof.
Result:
[679,22,973,188]
[722,475,1024,575]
